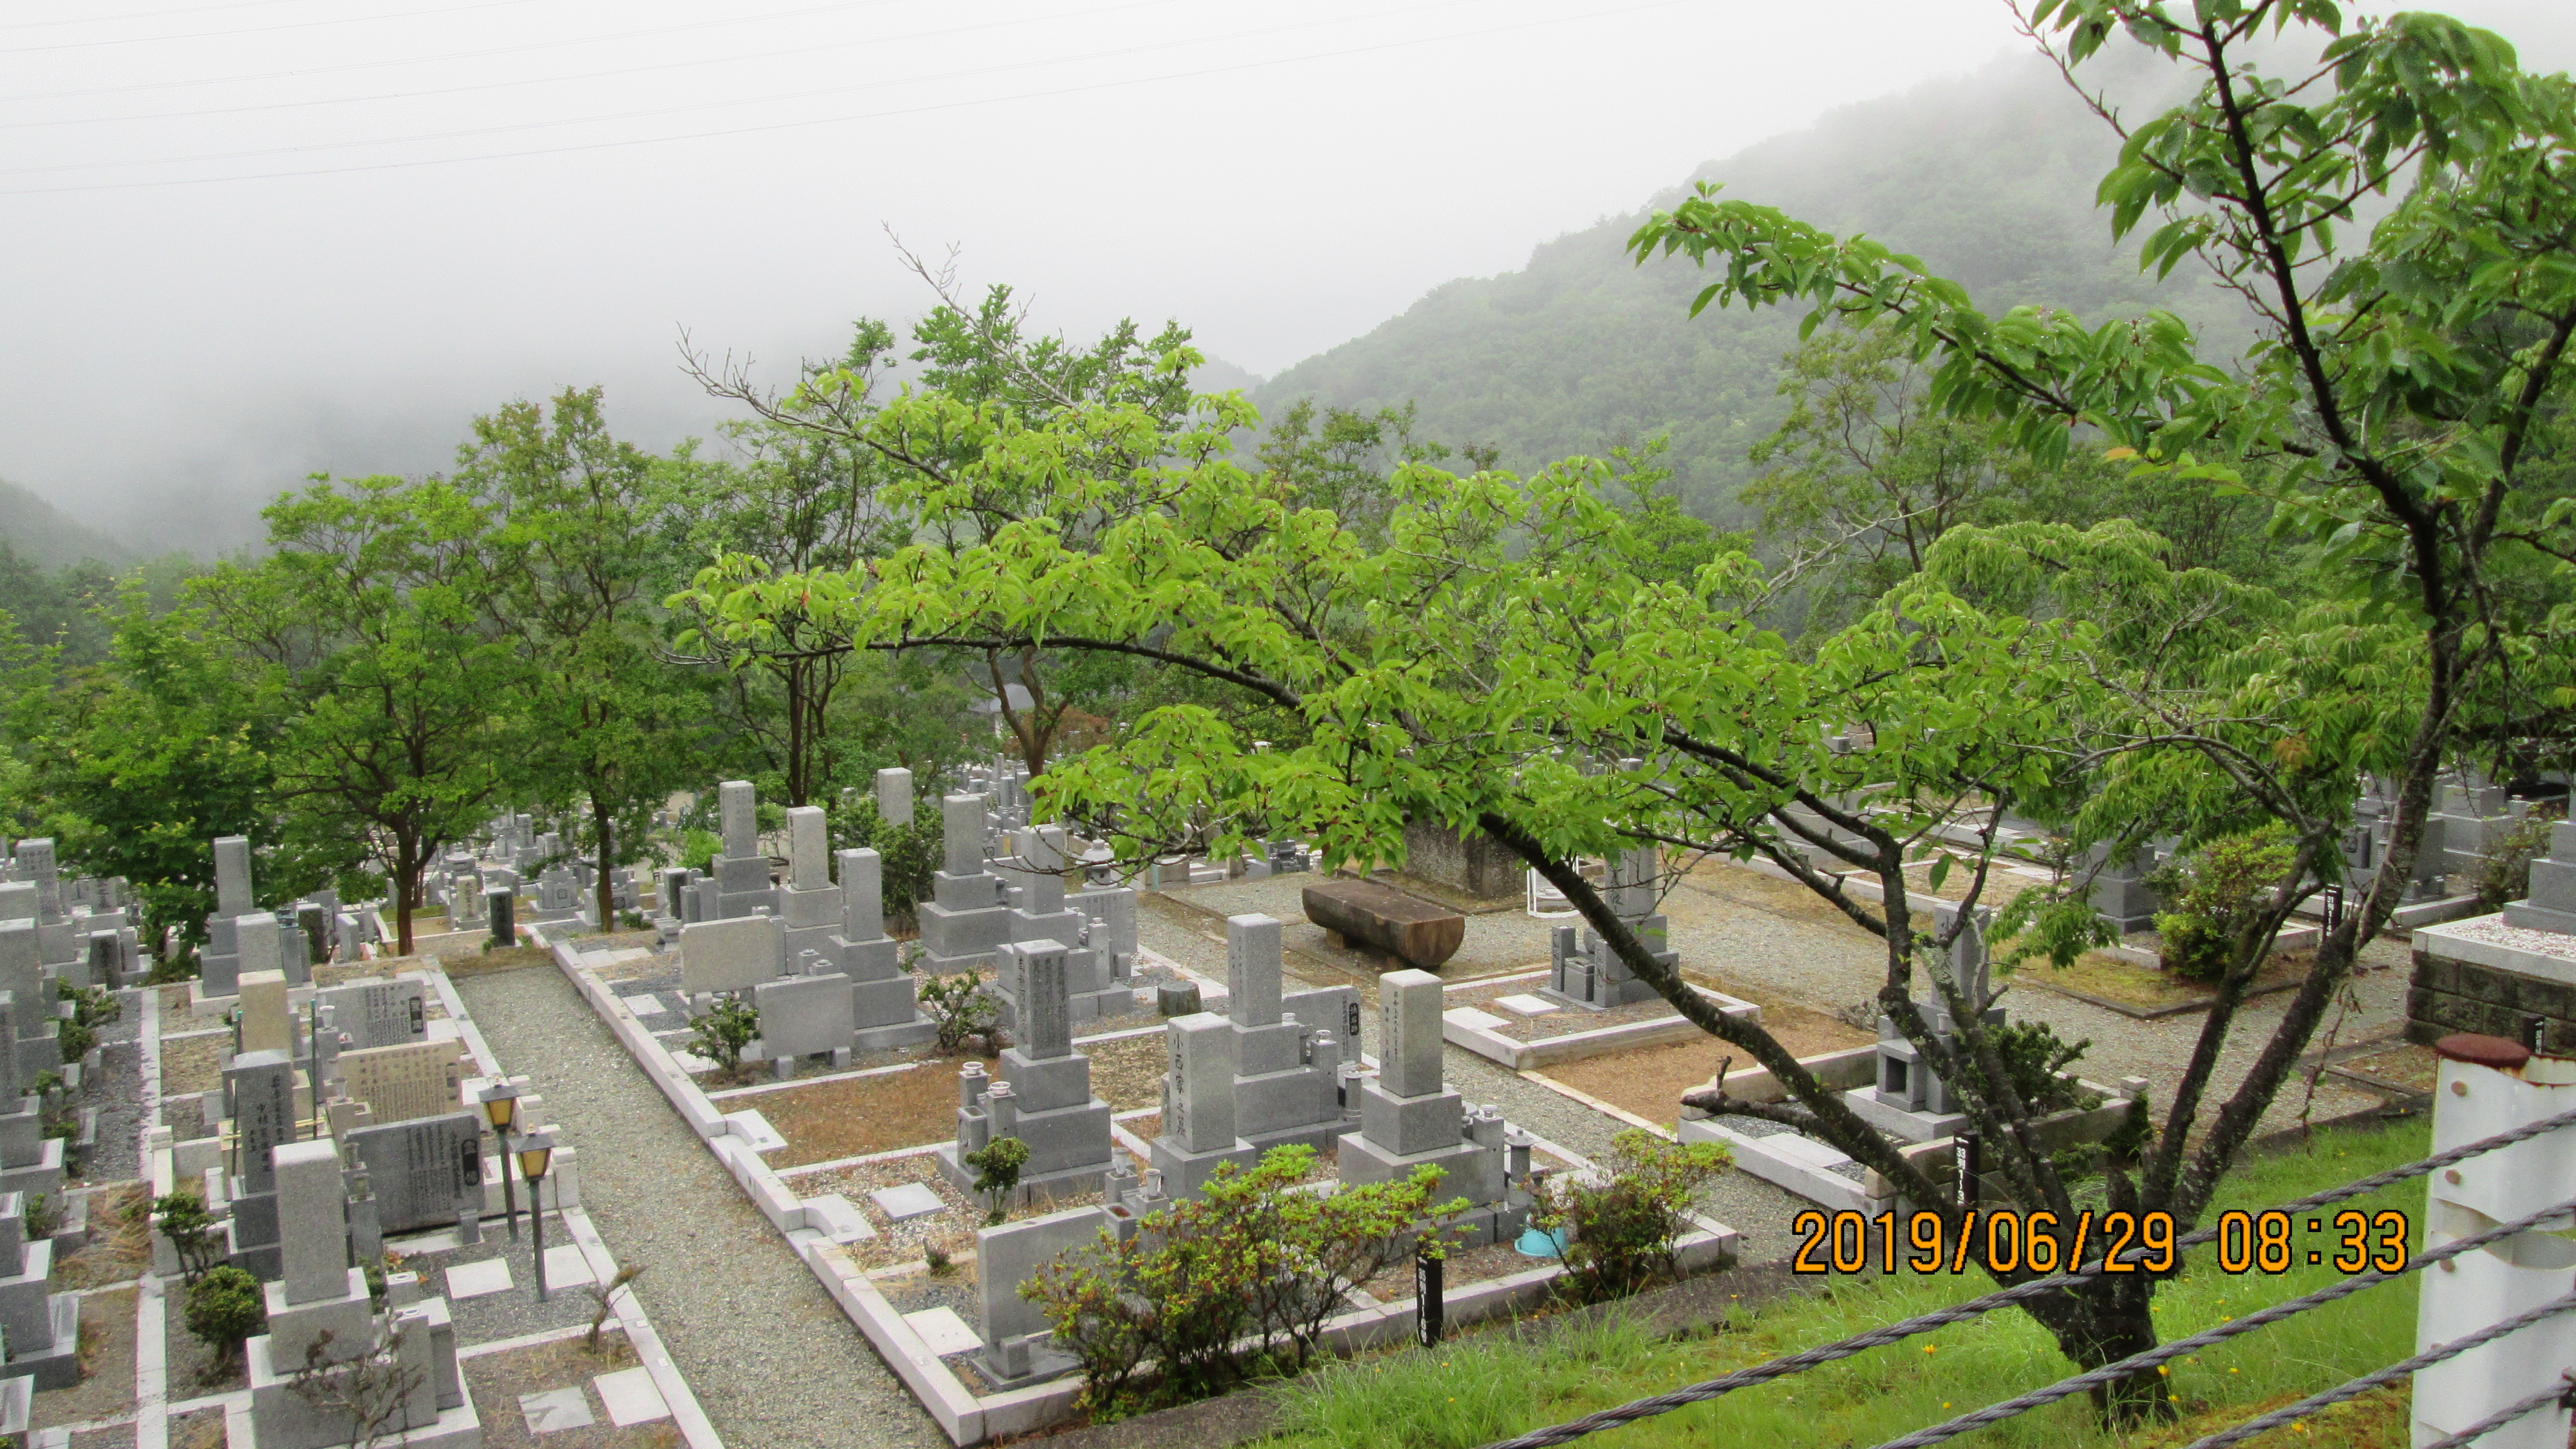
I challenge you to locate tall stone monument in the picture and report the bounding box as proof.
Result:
[1543,845,1675,1010]
[1848,902,2005,1141]
[918,794,1011,972]
[707,779,779,920]
[1338,969,1512,1238]
[200,834,258,996]
[942,939,1114,1203]
[831,847,936,1049]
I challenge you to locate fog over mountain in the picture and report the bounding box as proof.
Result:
[3,0,2571,558]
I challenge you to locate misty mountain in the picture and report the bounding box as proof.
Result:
[1253,52,2250,519]
[0,477,129,569]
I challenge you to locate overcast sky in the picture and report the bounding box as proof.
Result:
[4,0,2572,551]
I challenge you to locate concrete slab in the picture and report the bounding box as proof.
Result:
[542,1243,596,1288]
[593,1366,671,1427]
[1494,993,1558,1016]
[619,992,668,1017]
[519,1386,595,1433]
[1443,1006,1510,1032]
[903,1306,981,1358]
[444,1258,513,1299]
[870,1182,945,1223]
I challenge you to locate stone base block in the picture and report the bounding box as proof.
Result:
[2503,902,2576,935]
[975,1333,1081,1391]
[851,977,923,1031]
[934,1142,1112,1210]
[0,1138,64,1203]
[263,1271,377,1368]
[851,1015,940,1052]
[1147,1134,1260,1199]
[4,1295,78,1391]
[1359,1083,1464,1158]
[1841,1087,1966,1143]
[918,899,1011,969]
[248,1334,483,1449]
[1336,1131,1502,1208]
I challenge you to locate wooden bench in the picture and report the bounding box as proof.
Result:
[1301,879,1466,970]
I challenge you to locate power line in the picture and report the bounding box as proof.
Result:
[2,0,1691,195]
[0,0,907,101]
[0,0,1475,174]
[3,0,546,53]
[0,0,1197,132]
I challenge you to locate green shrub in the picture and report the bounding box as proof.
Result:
[920,973,1003,1055]
[2153,911,2230,983]
[687,996,759,1077]
[1986,1019,2095,1113]
[2148,830,2298,984]
[676,828,723,875]
[2473,813,2558,912]
[831,801,944,931]
[1536,1129,1730,1304]
[963,1135,1029,1222]
[56,1016,96,1066]
[186,1266,267,1370]
[1024,1145,1464,1415]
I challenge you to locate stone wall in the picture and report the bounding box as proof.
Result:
[1399,818,1522,901]
[2408,946,2576,1045]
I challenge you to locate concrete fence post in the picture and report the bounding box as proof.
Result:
[2414,1031,2576,1448]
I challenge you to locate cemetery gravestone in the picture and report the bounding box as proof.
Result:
[920,793,1012,971]
[345,1112,486,1236]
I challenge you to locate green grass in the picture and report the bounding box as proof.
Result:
[1270,1120,2431,1449]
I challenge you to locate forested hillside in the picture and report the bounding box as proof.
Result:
[1254,51,2252,518]
[0,477,126,569]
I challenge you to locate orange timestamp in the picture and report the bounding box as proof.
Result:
[1787,1208,2411,1276]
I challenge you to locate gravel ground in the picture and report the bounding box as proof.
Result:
[84,1034,145,1184]
[456,960,945,1449]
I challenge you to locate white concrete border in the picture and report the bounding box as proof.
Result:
[1442,984,1762,1070]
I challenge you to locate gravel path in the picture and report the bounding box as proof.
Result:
[456,961,945,1449]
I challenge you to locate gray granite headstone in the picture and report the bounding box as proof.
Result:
[719,780,758,861]
[344,1112,484,1235]
[1227,915,1282,1026]
[226,1049,297,1195]
[788,806,830,890]
[275,1137,352,1306]
[1165,1012,1236,1153]
[876,768,913,826]
[214,836,255,917]
[1380,969,1445,1098]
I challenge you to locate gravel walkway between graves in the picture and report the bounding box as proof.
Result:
[456,961,945,1449]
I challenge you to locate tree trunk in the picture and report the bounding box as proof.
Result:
[394,834,418,957]
[2048,1276,2172,1426]
[591,794,617,930]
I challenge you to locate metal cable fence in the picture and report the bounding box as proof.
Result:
[1470,1101,2576,1449]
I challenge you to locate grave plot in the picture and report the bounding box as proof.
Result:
[1438,967,1761,1070]
[1677,903,2142,1214]
[1533,999,1875,1129]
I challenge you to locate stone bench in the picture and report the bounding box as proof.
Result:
[1301,879,1466,970]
